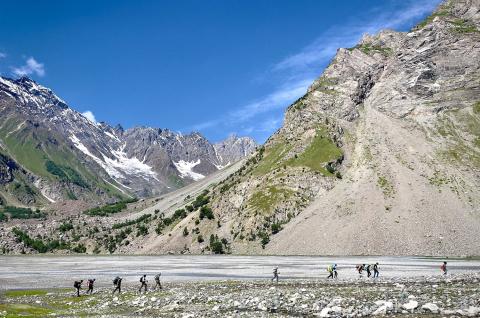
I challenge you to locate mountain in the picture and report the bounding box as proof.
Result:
[0,76,257,205]
[132,0,480,256]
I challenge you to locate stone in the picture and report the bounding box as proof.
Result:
[402,300,418,310]
[422,303,440,313]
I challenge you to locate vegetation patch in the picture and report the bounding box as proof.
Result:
[253,141,292,175]
[351,43,393,56]
[112,213,151,229]
[286,128,343,175]
[415,7,450,29]
[449,19,479,33]
[0,303,52,317]
[5,289,48,297]
[12,228,69,253]
[248,186,293,214]
[84,198,138,217]
[377,176,395,197]
[1,206,46,220]
[45,160,89,188]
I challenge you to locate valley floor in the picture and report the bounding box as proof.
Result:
[1,274,480,317]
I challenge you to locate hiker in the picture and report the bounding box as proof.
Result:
[373,262,380,278]
[327,264,334,279]
[154,273,162,290]
[333,264,338,279]
[366,264,372,278]
[86,278,95,294]
[356,264,364,276]
[139,274,148,293]
[113,276,122,294]
[271,267,279,283]
[441,261,448,275]
[73,280,83,297]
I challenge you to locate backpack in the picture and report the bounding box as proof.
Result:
[155,274,160,280]
[327,265,333,272]
[140,277,144,283]
[74,281,80,288]
[113,277,119,285]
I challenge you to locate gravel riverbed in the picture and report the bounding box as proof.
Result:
[1,273,480,317]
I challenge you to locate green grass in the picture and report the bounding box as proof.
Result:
[5,290,48,297]
[253,141,292,175]
[0,303,52,317]
[415,7,450,29]
[377,176,395,197]
[310,77,339,95]
[450,19,479,34]
[473,101,480,114]
[352,44,393,56]
[286,128,343,175]
[248,186,293,214]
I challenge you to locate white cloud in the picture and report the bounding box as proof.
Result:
[82,110,97,123]
[0,52,6,59]
[12,57,45,77]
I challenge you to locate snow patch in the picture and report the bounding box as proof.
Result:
[69,134,158,182]
[173,160,205,181]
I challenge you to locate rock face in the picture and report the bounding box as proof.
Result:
[140,0,480,256]
[0,76,256,204]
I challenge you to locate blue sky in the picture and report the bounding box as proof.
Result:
[0,0,441,143]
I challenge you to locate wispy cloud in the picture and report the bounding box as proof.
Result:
[82,110,97,123]
[230,78,312,122]
[0,52,6,59]
[12,57,45,77]
[274,0,439,73]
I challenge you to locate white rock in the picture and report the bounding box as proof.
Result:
[422,303,439,313]
[373,306,387,315]
[150,297,157,302]
[318,307,331,317]
[466,306,480,316]
[233,301,241,307]
[374,300,385,306]
[402,300,418,310]
[257,301,268,311]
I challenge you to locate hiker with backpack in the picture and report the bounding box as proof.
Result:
[356,264,365,276]
[441,261,448,275]
[271,267,279,283]
[373,262,380,278]
[333,264,338,279]
[327,264,334,279]
[86,278,95,294]
[113,276,122,294]
[366,264,372,278]
[154,273,162,290]
[139,274,148,293]
[73,280,83,297]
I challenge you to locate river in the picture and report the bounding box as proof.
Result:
[1,255,479,290]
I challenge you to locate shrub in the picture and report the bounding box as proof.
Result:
[271,223,282,234]
[84,198,138,217]
[58,222,74,232]
[72,244,86,253]
[199,206,214,220]
[136,224,148,236]
[112,214,151,229]
[197,235,204,243]
[183,227,189,236]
